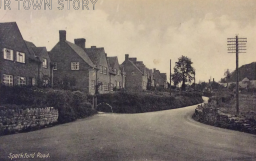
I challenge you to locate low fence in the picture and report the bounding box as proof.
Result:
[0,107,58,135]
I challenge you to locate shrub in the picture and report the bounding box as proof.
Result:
[46,90,76,123]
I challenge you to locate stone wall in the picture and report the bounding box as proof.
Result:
[0,107,58,135]
[193,102,256,134]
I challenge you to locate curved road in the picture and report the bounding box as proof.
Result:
[0,97,256,161]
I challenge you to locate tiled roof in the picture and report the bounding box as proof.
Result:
[107,56,117,68]
[0,22,16,42]
[24,41,37,56]
[66,41,95,68]
[129,60,143,74]
[85,47,104,66]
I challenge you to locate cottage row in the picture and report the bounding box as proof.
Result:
[0,22,167,94]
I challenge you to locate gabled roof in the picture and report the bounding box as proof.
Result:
[0,22,37,61]
[160,73,167,80]
[85,47,105,66]
[107,56,118,68]
[24,41,37,56]
[66,41,95,68]
[0,22,16,42]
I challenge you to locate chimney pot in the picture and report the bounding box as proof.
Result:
[125,54,129,61]
[59,30,66,42]
[74,38,86,48]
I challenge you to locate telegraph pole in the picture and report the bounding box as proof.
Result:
[227,36,247,115]
[170,59,172,95]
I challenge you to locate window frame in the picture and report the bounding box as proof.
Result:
[43,58,48,68]
[16,51,25,63]
[53,62,57,70]
[3,48,13,61]
[3,74,13,86]
[91,80,95,89]
[103,67,107,75]
[71,62,80,70]
[103,83,108,91]
[17,76,26,86]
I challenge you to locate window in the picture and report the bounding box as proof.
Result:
[71,62,79,70]
[31,78,36,86]
[113,69,117,74]
[103,67,107,75]
[16,52,25,63]
[3,74,13,86]
[109,83,114,91]
[99,65,103,74]
[53,62,57,70]
[43,59,48,68]
[118,70,121,76]
[3,48,13,61]
[98,81,103,91]
[17,76,26,86]
[103,83,108,91]
[91,80,95,89]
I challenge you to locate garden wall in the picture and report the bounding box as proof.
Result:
[193,102,256,134]
[0,107,58,135]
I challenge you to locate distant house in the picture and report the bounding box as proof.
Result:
[153,69,167,89]
[83,45,111,94]
[121,54,148,91]
[107,56,125,91]
[25,41,52,86]
[49,31,97,94]
[0,22,48,86]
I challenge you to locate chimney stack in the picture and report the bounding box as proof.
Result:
[74,38,86,48]
[125,54,129,61]
[213,78,215,82]
[59,30,66,42]
[91,46,96,49]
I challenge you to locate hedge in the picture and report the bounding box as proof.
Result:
[0,85,96,123]
[94,92,203,113]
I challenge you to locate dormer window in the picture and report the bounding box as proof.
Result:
[43,59,48,68]
[3,48,13,61]
[16,52,25,63]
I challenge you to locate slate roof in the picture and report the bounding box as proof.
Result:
[24,41,37,57]
[0,22,38,61]
[107,56,117,68]
[160,73,167,80]
[85,47,104,66]
[66,41,95,68]
[0,22,15,42]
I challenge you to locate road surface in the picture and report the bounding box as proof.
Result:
[0,97,256,161]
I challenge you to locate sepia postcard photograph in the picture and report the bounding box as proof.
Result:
[0,0,256,160]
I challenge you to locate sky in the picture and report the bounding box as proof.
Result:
[0,0,256,83]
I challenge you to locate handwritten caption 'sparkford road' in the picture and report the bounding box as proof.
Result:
[0,0,98,10]
[8,152,50,160]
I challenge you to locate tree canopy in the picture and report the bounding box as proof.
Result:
[172,55,195,91]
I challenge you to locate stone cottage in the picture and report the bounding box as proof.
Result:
[0,22,51,86]
[49,31,97,94]
[107,56,126,91]
[121,54,148,91]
